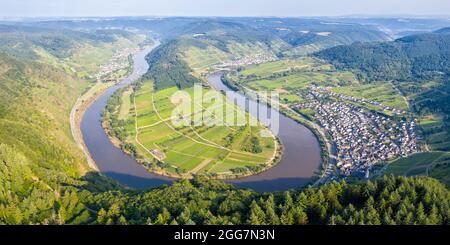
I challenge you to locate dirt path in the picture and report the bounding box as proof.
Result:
[133,95,165,161]
[152,94,231,151]
[190,159,212,174]
[32,176,61,199]
[389,80,411,110]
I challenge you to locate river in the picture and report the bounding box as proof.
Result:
[81,43,321,192]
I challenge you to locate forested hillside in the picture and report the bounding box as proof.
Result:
[91,176,449,225]
[239,17,390,56]
[314,29,450,82]
[2,175,447,225]
[144,40,202,90]
[0,27,143,224]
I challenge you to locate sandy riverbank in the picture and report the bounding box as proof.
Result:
[70,81,116,172]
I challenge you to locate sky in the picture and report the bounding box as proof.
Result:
[0,0,449,17]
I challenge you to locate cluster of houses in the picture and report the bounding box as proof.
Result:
[95,47,139,82]
[312,86,406,116]
[293,87,419,177]
[216,53,276,69]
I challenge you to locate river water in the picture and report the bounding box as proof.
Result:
[81,44,321,191]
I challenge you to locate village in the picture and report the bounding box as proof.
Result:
[215,53,277,69]
[95,47,139,82]
[293,86,420,177]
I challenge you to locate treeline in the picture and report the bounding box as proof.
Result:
[314,30,450,82]
[78,175,449,225]
[144,40,202,91]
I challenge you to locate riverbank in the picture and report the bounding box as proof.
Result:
[71,81,114,172]
[70,52,137,172]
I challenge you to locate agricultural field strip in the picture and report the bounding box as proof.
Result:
[205,151,233,173]
[190,159,213,174]
[138,88,265,157]
[389,80,410,110]
[188,125,224,148]
[424,152,448,175]
[132,95,173,164]
[151,93,264,158]
[386,152,448,177]
[191,98,239,133]
[137,96,239,132]
[138,118,172,129]
[168,149,209,159]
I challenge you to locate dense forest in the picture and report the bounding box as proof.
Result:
[144,40,202,90]
[1,173,448,225]
[314,29,450,82]
[0,27,141,224]
[86,176,449,225]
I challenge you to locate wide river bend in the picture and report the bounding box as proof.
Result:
[81,45,321,191]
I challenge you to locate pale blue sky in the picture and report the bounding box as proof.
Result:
[0,0,449,17]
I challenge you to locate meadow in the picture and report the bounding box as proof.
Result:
[239,57,333,77]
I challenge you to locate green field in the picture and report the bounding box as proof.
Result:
[386,152,450,187]
[239,57,333,77]
[226,57,361,105]
[418,114,450,152]
[332,82,408,111]
[119,80,277,177]
[386,152,446,175]
[118,88,132,120]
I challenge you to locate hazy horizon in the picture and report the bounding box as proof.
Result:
[0,0,449,18]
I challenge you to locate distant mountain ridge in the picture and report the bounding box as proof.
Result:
[314,28,450,82]
[436,27,450,34]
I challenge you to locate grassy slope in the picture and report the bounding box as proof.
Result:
[386,152,450,187]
